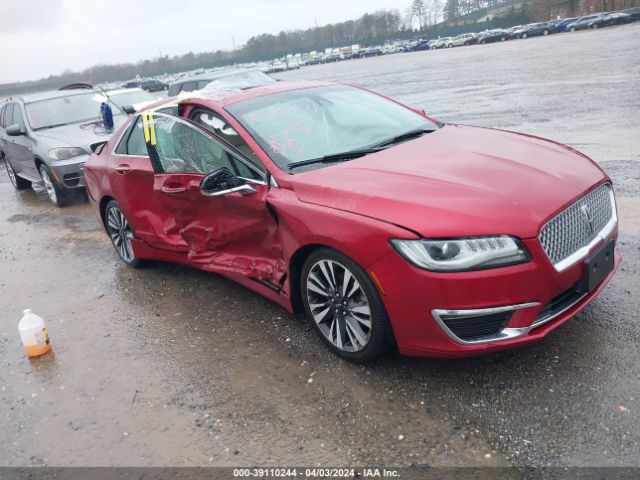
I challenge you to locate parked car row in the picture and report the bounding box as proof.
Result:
[431,7,638,48]
[90,6,640,98]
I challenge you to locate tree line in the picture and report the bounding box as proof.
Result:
[2,0,524,96]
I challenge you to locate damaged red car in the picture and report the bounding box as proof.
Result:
[84,81,620,362]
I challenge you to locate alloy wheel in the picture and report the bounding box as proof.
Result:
[4,159,17,188]
[305,259,372,352]
[39,165,58,204]
[106,206,136,263]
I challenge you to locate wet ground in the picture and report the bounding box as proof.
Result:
[1,24,639,467]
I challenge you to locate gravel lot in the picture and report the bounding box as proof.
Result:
[1,23,639,468]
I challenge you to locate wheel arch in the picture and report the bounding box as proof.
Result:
[99,195,116,231]
[288,243,328,313]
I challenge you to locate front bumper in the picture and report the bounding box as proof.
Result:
[48,154,88,190]
[368,230,619,358]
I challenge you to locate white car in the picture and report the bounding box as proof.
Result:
[430,37,452,49]
[447,33,477,47]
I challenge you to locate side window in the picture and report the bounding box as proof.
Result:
[115,117,148,156]
[147,114,236,175]
[0,105,5,128]
[191,110,264,179]
[126,117,148,156]
[3,103,14,128]
[12,104,26,130]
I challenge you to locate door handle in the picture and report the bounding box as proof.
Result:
[115,165,131,174]
[161,185,187,195]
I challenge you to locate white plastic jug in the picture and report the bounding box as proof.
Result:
[19,309,51,358]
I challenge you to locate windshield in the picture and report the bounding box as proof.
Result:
[26,92,104,130]
[226,85,438,171]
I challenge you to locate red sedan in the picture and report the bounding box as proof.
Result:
[84,81,620,362]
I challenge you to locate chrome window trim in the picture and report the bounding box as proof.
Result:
[543,186,617,272]
[431,302,540,346]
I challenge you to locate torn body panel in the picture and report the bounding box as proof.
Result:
[151,173,285,281]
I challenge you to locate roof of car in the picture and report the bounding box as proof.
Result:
[169,68,264,86]
[16,88,96,104]
[181,80,336,108]
[105,88,147,95]
[139,80,337,114]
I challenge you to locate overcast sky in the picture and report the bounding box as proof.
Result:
[0,0,405,83]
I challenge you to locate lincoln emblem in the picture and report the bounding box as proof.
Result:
[580,204,595,235]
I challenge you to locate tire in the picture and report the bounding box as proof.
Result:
[38,163,69,207]
[569,26,576,32]
[104,199,143,268]
[447,43,452,48]
[480,39,485,44]
[521,32,528,39]
[4,157,31,190]
[301,248,395,363]
[592,24,599,29]
[543,29,549,35]
[501,36,506,41]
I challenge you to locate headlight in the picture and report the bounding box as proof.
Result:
[391,236,530,272]
[48,147,88,161]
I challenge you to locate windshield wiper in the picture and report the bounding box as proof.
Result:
[371,127,436,148]
[288,146,385,170]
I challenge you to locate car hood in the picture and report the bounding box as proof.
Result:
[36,116,126,152]
[290,125,607,239]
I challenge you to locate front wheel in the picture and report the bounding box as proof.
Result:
[39,163,69,207]
[543,29,549,35]
[4,158,31,190]
[104,200,143,268]
[569,26,576,32]
[521,32,528,39]
[301,249,395,362]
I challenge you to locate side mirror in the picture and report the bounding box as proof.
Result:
[121,105,136,115]
[6,124,25,136]
[200,167,256,197]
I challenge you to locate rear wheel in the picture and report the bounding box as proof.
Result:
[4,158,31,190]
[104,200,142,268]
[522,32,528,39]
[543,29,550,35]
[38,163,69,207]
[592,24,599,29]
[301,248,395,363]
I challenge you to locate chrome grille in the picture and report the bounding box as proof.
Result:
[539,183,615,270]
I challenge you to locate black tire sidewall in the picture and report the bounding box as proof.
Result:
[104,199,143,268]
[4,158,31,190]
[38,163,69,207]
[300,248,395,363]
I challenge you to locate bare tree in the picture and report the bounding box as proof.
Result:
[411,0,427,29]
